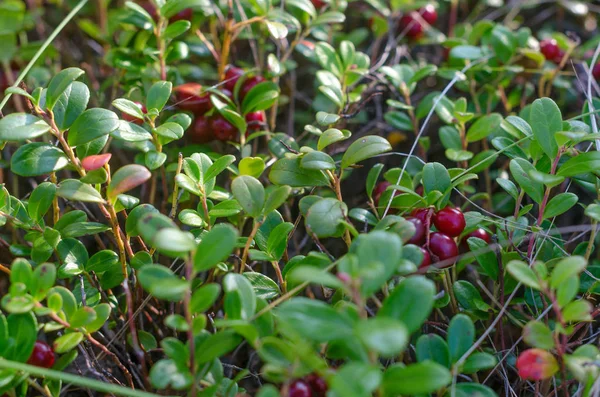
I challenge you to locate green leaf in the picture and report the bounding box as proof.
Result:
[231,175,265,218]
[194,224,238,272]
[423,162,451,194]
[529,169,564,188]
[550,256,586,289]
[341,135,392,169]
[264,185,292,214]
[530,97,561,159]
[244,272,281,300]
[28,182,56,223]
[330,363,381,397]
[107,164,152,202]
[11,143,69,177]
[0,113,51,141]
[557,151,600,177]
[506,260,541,290]
[239,157,265,178]
[562,300,592,322]
[223,273,256,320]
[150,359,192,390]
[53,332,84,353]
[112,120,153,142]
[453,280,490,312]
[154,122,184,144]
[241,81,280,114]
[523,320,555,349]
[269,157,330,187]
[69,307,97,328]
[205,154,236,181]
[416,334,450,368]
[317,128,351,150]
[466,237,498,280]
[163,20,191,40]
[305,198,348,238]
[138,264,189,301]
[276,297,353,342]
[383,362,451,395]
[462,353,497,374]
[190,283,221,314]
[466,113,502,142]
[543,192,577,220]
[509,158,544,203]
[449,383,498,397]
[146,81,172,111]
[45,68,85,110]
[447,314,475,363]
[5,313,37,362]
[300,151,336,170]
[86,250,119,273]
[67,108,120,147]
[356,318,408,357]
[194,330,242,364]
[57,179,105,203]
[379,276,435,334]
[112,98,144,119]
[490,25,517,63]
[266,222,293,261]
[53,81,90,131]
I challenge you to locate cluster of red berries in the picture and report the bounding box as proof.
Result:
[27,340,55,368]
[397,4,437,39]
[539,39,566,64]
[288,374,327,397]
[174,65,266,143]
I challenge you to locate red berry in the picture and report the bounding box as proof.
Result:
[190,115,215,144]
[173,83,212,114]
[419,247,431,269]
[169,8,192,22]
[373,181,390,205]
[406,216,426,245]
[429,232,458,262]
[516,349,559,381]
[211,116,238,141]
[121,101,146,125]
[28,341,55,369]
[553,49,566,64]
[398,13,424,39]
[245,111,265,132]
[223,66,244,91]
[411,207,431,228]
[311,0,327,9]
[593,64,600,80]
[240,76,266,100]
[306,374,327,396]
[540,39,559,61]
[139,1,158,21]
[433,206,465,237]
[288,380,312,397]
[420,4,437,25]
[467,228,491,244]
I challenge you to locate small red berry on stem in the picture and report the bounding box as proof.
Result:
[516,349,559,381]
[406,216,426,245]
[288,379,313,397]
[169,8,193,22]
[28,341,55,369]
[433,206,465,237]
[245,111,265,132]
[173,83,212,114]
[373,181,390,205]
[540,39,560,61]
[429,232,458,262]
[420,4,437,25]
[311,0,327,9]
[466,228,491,244]
[211,116,238,141]
[592,63,600,81]
[223,65,244,91]
[306,373,327,396]
[411,207,432,228]
[398,13,424,39]
[418,247,431,269]
[190,115,214,144]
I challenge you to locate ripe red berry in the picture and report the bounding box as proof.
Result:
[411,207,432,228]
[223,66,244,91]
[121,101,146,125]
[516,349,559,381]
[406,216,426,245]
[306,373,327,396]
[311,0,327,9]
[373,181,390,205]
[211,116,238,141]
[419,247,431,269]
[398,13,424,39]
[429,232,458,262]
[240,75,266,100]
[593,64,600,81]
[28,341,55,369]
[169,8,192,22]
[288,380,313,397]
[433,206,465,237]
[245,111,265,132]
[173,83,212,114]
[190,115,215,144]
[466,228,491,244]
[420,4,437,25]
[540,39,560,61]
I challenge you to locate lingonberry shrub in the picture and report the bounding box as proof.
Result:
[0,1,599,397]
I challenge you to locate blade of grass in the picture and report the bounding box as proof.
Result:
[0,358,163,397]
[0,0,89,112]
